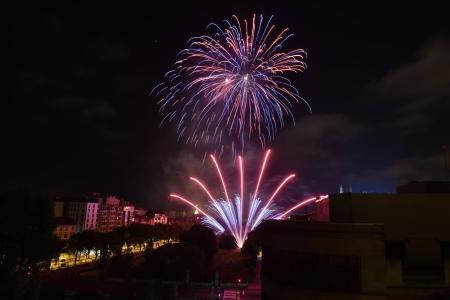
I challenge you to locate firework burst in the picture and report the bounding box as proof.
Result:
[153,14,310,155]
[170,150,328,248]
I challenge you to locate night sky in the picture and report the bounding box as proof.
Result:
[7,2,450,208]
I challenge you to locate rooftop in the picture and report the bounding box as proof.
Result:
[397,181,450,194]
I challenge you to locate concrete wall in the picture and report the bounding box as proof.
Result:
[330,193,450,240]
[261,221,386,300]
[263,283,388,300]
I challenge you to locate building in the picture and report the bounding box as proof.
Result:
[167,215,200,232]
[133,209,168,225]
[167,209,189,219]
[97,196,134,232]
[397,181,450,194]
[54,193,138,233]
[54,196,99,232]
[134,208,147,217]
[261,221,385,299]
[150,211,168,225]
[123,205,135,226]
[97,196,123,232]
[260,182,450,300]
[53,217,76,240]
[83,201,99,230]
[167,209,200,229]
[54,201,64,217]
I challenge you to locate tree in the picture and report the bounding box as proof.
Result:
[0,188,60,299]
[107,227,126,257]
[218,233,237,250]
[180,224,217,261]
[127,223,153,251]
[241,226,262,276]
[91,231,109,260]
[145,243,206,281]
[67,233,84,264]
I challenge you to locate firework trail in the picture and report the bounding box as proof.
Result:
[169,150,327,248]
[153,14,309,155]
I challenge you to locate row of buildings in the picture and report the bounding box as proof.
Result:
[53,192,169,240]
[260,181,450,299]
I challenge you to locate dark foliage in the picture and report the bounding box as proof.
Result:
[241,226,262,276]
[218,233,237,250]
[0,188,63,299]
[180,224,217,262]
[143,243,206,281]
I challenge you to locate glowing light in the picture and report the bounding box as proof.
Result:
[276,195,329,219]
[170,150,323,248]
[251,173,296,231]
[169,194,224,232]
[238,156,244,239]
[153,14,310,154]
[210,154,231,202]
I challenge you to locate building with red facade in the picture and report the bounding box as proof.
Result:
[53,217,76,240]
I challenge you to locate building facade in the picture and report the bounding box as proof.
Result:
[54,197,99,232]
[97,196,134,232]
[150,212,168,225]
[260,182,450,300]
[133,210,168,226]
[83,201,99,230]
[53,217,77,240]
[54,201,64,217]
[123,205,135,226]
[55,194,136,233]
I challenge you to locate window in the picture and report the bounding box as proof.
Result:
[442,241,450,259]
[403,240,444,282]
[386,240,404,259]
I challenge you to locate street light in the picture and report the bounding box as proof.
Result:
[236,278,241,299]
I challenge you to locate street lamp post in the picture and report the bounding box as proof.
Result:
[236,278,241,300]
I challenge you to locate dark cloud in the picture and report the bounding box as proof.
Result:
[381,153,445,182]
[368,38,450,133]
[275,114,365,161]
[357,150,449,190]
[52,96,116,121]
[162,149,255,207]
[93,40,130,63]
[162,151,209,202]
[273,114,365,193]
[278,114,364,146]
